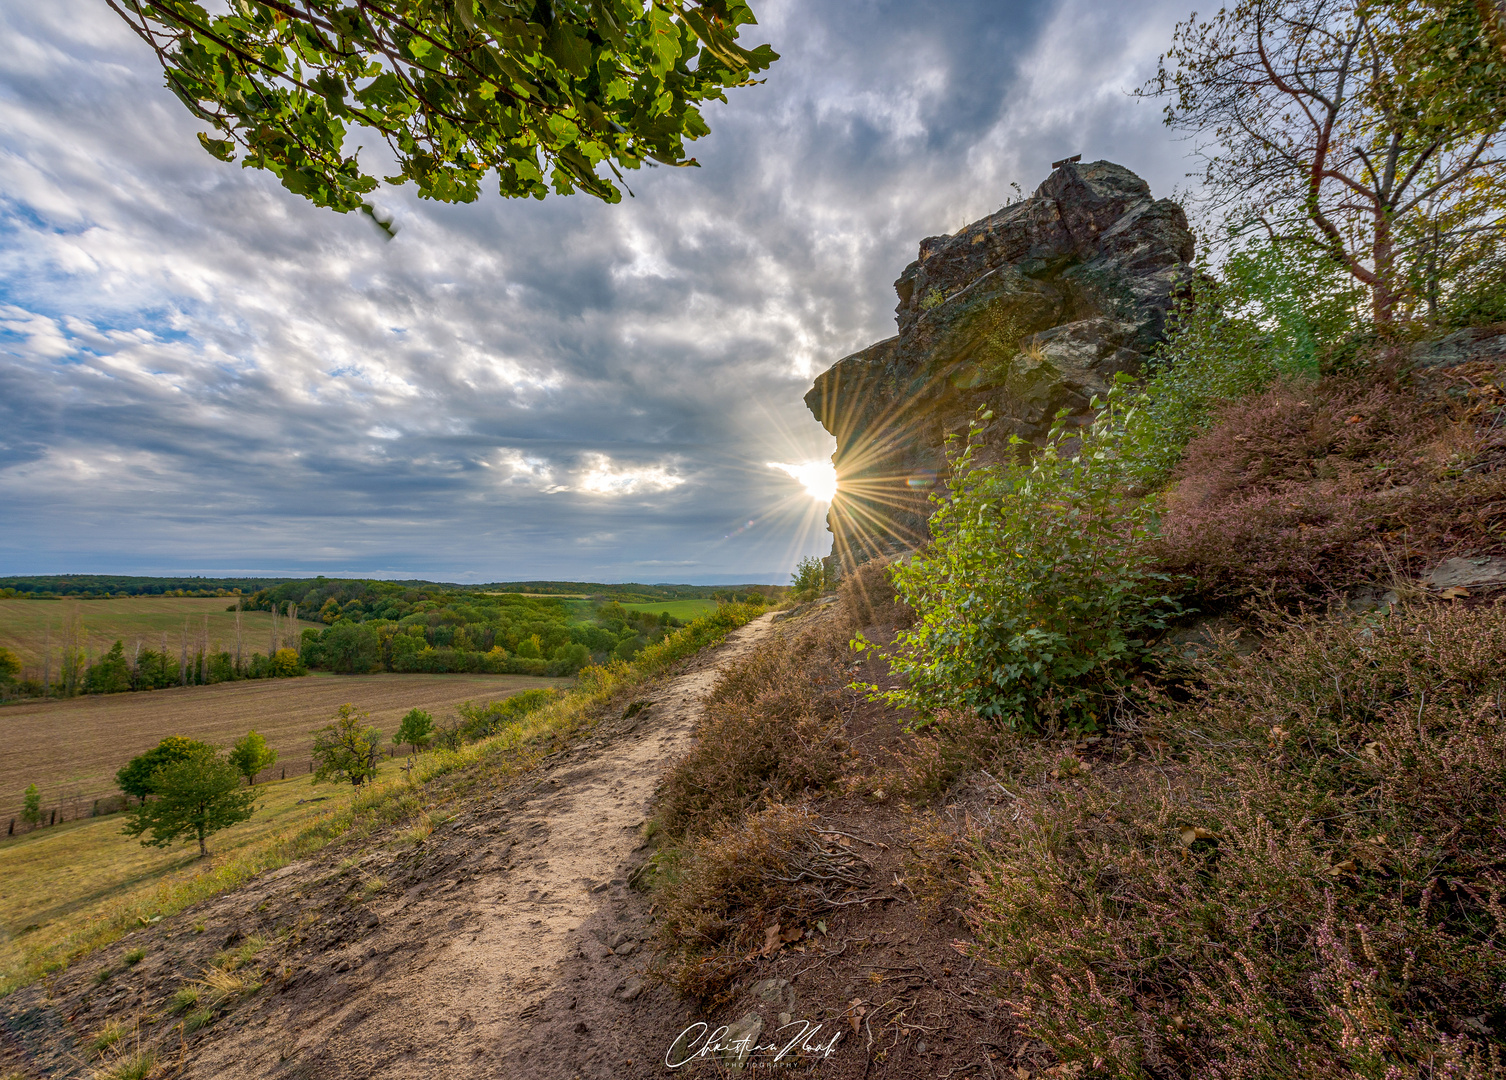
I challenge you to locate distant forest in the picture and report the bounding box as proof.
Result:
[0,575,775,602]
[0,576,783,699]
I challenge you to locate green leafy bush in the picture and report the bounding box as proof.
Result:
[1118,238,1363,489]
[875,386,1185,732]
[789,556,831,601]
[454,689,559,741]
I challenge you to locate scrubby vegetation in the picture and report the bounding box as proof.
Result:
[644,30,1506,1061]
[968,602,1506,1077]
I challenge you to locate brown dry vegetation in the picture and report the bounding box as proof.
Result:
[0,672,565,823]
[1159,365,1506,604]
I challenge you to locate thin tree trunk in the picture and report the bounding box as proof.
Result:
[1373,206,1396,324]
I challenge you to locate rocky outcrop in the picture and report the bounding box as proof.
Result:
[805,160,1195,572]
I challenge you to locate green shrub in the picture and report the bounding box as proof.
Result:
[1118,242,1359,486]
[789,556,830,601]
[874,385,1185,732]
[455,689,559,741]
[122,948,145,966]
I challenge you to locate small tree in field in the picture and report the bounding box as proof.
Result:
[311,704,383,788]
[393,709,434,756]
[228,730,278,786]
[116,736,213,805]
[121,746,256,857]
[21,784,41,826]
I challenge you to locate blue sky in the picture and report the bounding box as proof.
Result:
[0,0,1196,584]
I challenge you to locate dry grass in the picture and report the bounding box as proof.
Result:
[0,671,565,821]
[655,803,869,1000]
[656,622,851,839]
[92,1049,153,1080]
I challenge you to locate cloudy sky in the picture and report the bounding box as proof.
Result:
[0,0,1196,584]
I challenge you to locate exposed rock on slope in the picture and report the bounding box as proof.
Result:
[805,160,1194,571]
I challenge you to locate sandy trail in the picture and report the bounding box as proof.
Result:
[179,612,779,1079]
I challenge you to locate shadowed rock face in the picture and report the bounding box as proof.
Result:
[805,160,1195,573]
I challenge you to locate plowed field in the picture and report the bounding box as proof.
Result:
[0,673,564,823]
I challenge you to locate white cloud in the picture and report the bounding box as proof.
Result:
[0,0,1197,582]
[575,454,686,496]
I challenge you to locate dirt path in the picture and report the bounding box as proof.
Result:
[177,612,781,1079]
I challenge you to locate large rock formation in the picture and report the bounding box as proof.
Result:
[805,160,1195,572]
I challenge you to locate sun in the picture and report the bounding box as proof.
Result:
[768,460,838,503]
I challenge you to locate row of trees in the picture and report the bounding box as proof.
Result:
[294,595,717,677]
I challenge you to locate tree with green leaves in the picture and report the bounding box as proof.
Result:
[116,736,214,805]
[228,730,279,785]
[122,745,257,856]
[83,640,133,695]
[107,0,777,216]
[1150,0,1506,324]
[790,556,829,601]
[21,784,41,827]
[311,703,383,787]
[321,621,381,674]
[0,646,20,690]
[393,708,434,755]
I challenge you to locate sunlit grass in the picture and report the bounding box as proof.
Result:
[618,599,719,620]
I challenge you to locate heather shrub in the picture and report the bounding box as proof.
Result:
[656,624,850,839]
[655,803,868,1000]
[1117,237,1364,489]
[965,601,1506,1078]
[1160,376,1506,601]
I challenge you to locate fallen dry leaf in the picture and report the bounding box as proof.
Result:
[1178,826,1218,848]
[761,924,783,957]
[1442,586,1471,600]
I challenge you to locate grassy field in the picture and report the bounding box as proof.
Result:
[0,673,565,823]
[0,763,351,944]
[0,596,322,673]
[619,599,720,620]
